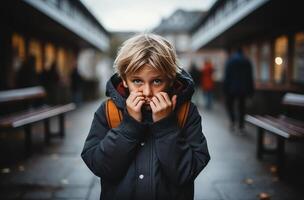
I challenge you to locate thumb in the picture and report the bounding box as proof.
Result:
[172,95,177,111]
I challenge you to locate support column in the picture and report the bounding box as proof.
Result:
[24,125,32,157]
[59,114,65,138]
[276,136,285,178]
[44,118,51,144]
[257,127,264,159]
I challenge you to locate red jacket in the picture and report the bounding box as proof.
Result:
[200,62,214,91]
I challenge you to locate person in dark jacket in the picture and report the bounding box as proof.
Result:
[189,62,200,89]
[81,33,210,200]
[16,55,39,88]
[70,64,83,105]
[39,61,60,104]
[223,48,254,132]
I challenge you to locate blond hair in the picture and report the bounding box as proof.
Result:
[114,33,181,80]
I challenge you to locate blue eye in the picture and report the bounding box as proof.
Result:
[132,79,142,85]
[153,79,162,85]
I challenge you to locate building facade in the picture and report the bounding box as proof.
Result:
[192,0,304,113]
[153,9,226,85]
[0,0,110,102]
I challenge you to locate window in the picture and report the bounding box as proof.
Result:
[248,44,258,79]
[293,32,304,83]
[29,39,43,73]
[259,42,270,82]
[11,33,25,71]
[57,47,66,76]
[274,36,288,84]
[45,43,56,70]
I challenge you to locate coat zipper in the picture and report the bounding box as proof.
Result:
[150,137,154,200]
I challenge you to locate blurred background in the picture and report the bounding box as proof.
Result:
[0,0,304,199]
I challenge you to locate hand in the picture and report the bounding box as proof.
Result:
[126,91,145,122]
[150,92,177,122]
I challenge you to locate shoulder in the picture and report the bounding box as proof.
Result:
[94,99,109,117]
[95,98,124,120]
[183,101,201,126]
[188,102,200,117]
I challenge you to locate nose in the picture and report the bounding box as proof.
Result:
[142,84,152,97]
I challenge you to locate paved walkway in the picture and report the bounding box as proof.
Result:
[0,98,303,200]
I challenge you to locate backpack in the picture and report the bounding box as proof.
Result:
[105,99,190,129]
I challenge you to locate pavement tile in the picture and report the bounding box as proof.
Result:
[22,190,52,199]
[0,187,23,199]
[1,99,304,200]
[87,177,101,200]
[53,187,90,199]
[195,176,223,200]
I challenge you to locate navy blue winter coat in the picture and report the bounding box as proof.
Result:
[81,69,210,200]
[223,52,254,97]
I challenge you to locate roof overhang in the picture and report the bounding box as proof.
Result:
[20,0,109,52]
[192,0,304,50]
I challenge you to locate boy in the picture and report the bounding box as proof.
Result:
[81,34,210,200]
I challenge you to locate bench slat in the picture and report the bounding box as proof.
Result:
[282,93,304,108]
[0,86,46,104]
[245,115,291,138]
[0,106,52,126]
[265,115,304,136]
[259,116,304,138]
[0,103,75,128]
[279,115,304,128]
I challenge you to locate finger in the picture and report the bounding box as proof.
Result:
[132,96,145,106]
[159,92,171,105]
[128,91,143,102]
[172,95,177,111]
[149,100,157,111]
[156,93,171,110]
[151,96,161,108]
[134,100,145,110]
[155,93,167,106]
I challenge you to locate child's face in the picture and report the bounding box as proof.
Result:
[122,64,172,109]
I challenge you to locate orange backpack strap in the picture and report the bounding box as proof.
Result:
[106,99,123,129]
[105,99,190,129]
[177,101,190,128]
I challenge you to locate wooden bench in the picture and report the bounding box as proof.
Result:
[0,87,75,156]
[0,104,75,156]
[245,93,304,177]
[0,86,46,104]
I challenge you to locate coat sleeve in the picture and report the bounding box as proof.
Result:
[151,102,210,186]
[81,101,146,182]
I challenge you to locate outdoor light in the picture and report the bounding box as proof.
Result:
[275,57,283,65]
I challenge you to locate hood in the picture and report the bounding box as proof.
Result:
[105,68,194,110]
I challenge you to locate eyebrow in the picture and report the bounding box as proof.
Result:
[130,75,164,79]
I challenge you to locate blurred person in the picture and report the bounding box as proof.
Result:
[189,61,202,105]
[70,63,83,105]
[223,48,254,133]
[189,61,200,89]
[81,33,210,200]
[40,61,60,104]
[16,55,39,88]
[200,59,214,110]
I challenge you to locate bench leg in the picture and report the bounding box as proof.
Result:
[59,114,65,138]
[24,125,32,157]
[44,119,50,144]
[276,136,285,178]
[257,127,264,159]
